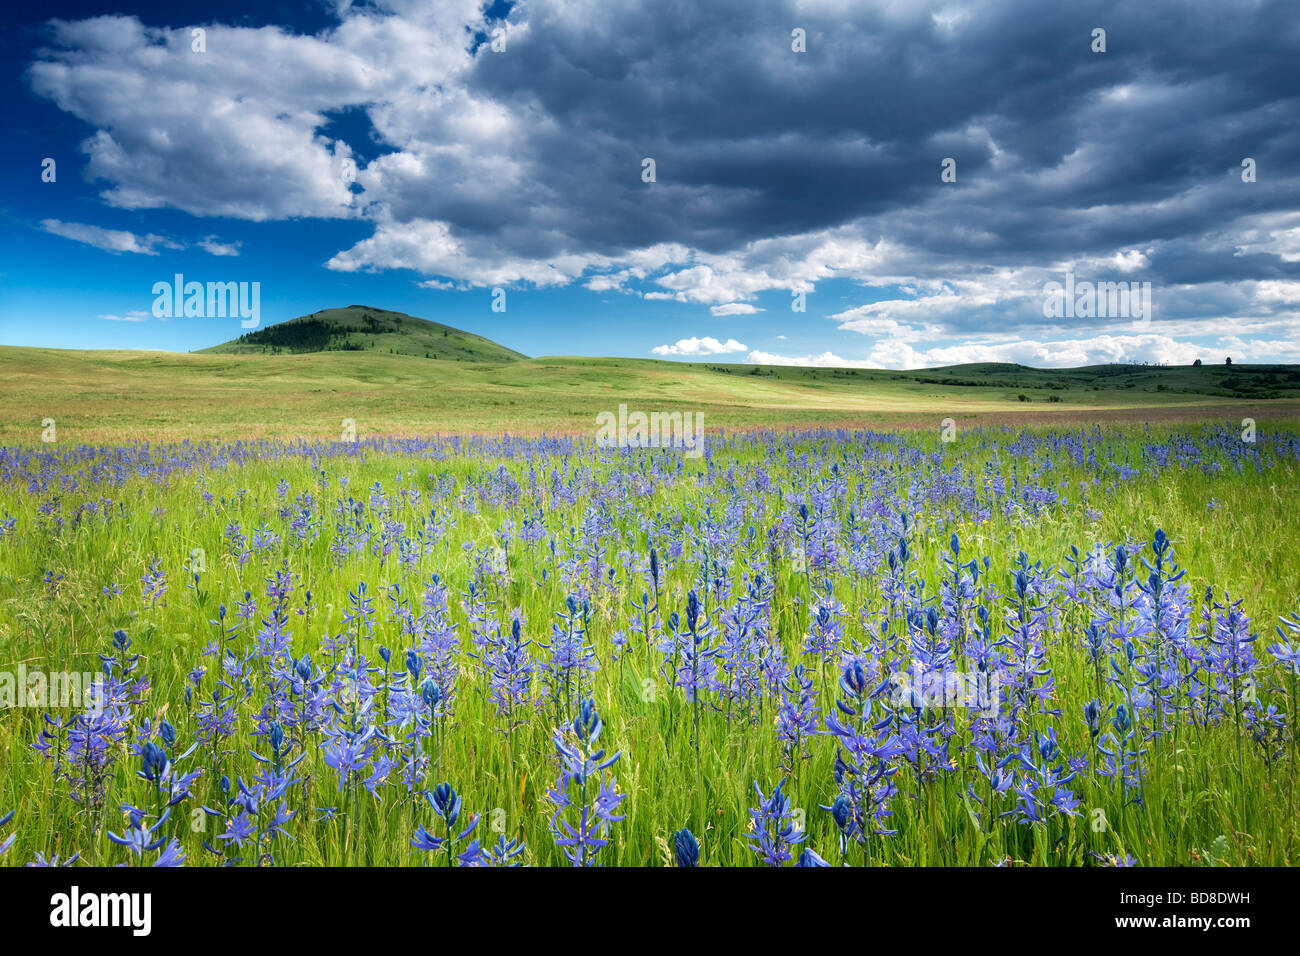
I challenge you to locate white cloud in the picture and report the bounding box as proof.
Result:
[827,311,931,341]
[326,217,592,287]
[27,15,427,220]
[41,219,180,255]
[198,237,241,257]
[864,333,1209,369]
[23,4,560,235]
[1110,249,1150,272]
[652,336,748,356]
[627,231,902,305]
[710,302,764,316]
[98,310,150,322]
[745,332,1291,370]
[745,349,866,368]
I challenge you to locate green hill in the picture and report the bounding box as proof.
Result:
[200,305,527,363]
[880,360,1300,400]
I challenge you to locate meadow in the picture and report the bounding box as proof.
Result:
[5,342,1300,443]
[1,418,1299,867]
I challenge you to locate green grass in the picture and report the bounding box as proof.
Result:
[3,344,1300,444]
[1,421,1298,866]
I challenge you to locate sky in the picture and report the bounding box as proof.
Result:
[1,0,1298,367]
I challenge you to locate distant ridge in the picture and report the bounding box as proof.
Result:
[200,305,527,363]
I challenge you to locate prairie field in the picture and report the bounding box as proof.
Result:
[2,415,1299,867]
[4,344,1300,443]
[6,0,1300,894]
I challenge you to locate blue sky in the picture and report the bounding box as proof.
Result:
[2,0,1298,366]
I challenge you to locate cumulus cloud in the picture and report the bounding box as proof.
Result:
[198,237,241,257]
[326,217,592,287]
[26,0,1300,359]
[864,333,1209,369]
[41,219,180,255]
[653,336,748,356]
[711,303,765,316]
[746,349,865,368]
[744,332,1297,370]
[29,16,394,220]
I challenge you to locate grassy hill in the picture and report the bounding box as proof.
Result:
[2,345,1299,443]
[200,305,527,363]
[887,360,1300,401]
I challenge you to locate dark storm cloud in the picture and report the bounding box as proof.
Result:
[434,0,1300,277]
[25,0,1300,353]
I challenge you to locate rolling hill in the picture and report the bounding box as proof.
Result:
[201,305,527,363]
[2,347,1299,444]
[3,307,1300,441]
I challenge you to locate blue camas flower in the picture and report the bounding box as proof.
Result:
[546,698,625,866]
[672,827,699,867]
[0,809,15,857]
[412,782,479,867]
[748,779,806,866]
